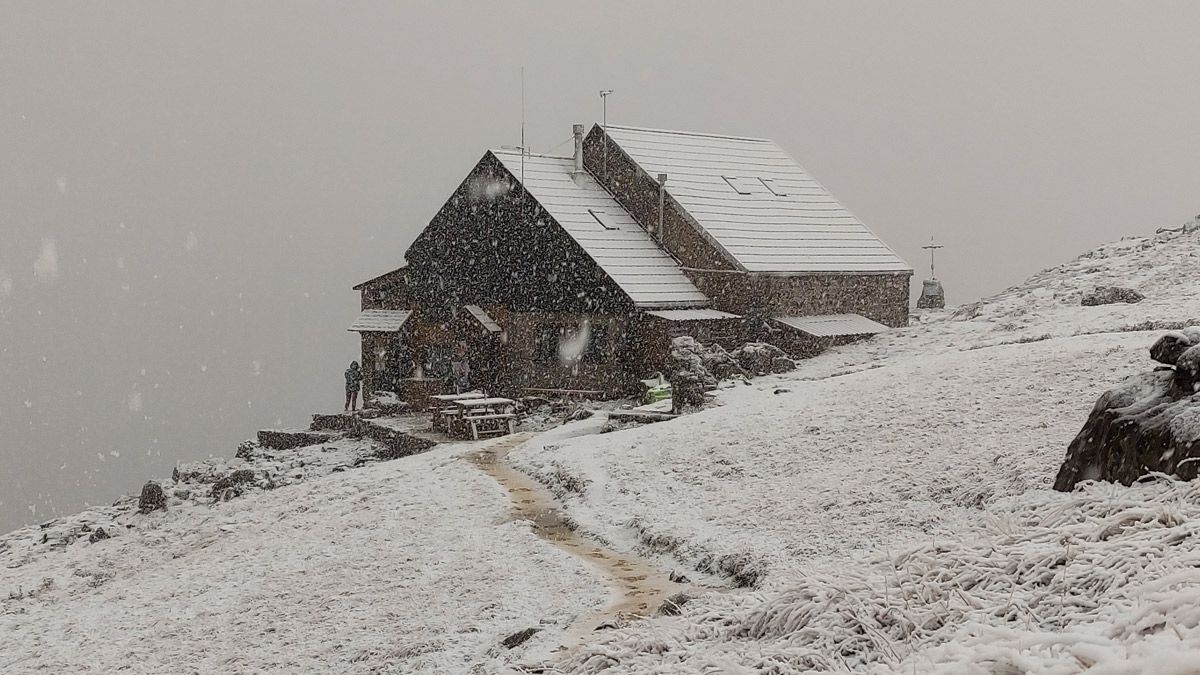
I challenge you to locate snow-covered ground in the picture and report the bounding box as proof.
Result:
[4,222,1200,673]
[1,436,607,673]
[511,222,1200,672]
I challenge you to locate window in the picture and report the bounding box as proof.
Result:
[723,175,792,197]
[759,178,788,196]
[588,209,620,230]
[721,175,754,195]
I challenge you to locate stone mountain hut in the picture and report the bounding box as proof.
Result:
[350,123,912,402]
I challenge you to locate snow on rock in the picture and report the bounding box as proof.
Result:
[1054,329,1200,491]
[1080,285,1145,306]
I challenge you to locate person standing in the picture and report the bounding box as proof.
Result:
[450,341,471,394]
[344,360,363,411]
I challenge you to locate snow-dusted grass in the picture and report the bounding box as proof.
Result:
[515,223,1200,672]
[513,332,1150,585]
[0,440,606,673]
[563,477,1200,674]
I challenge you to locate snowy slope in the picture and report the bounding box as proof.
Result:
[1,439,607,673]
[507,220,1200,672]
[4,221,1200,674]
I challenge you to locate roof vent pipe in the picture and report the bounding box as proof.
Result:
[657,173,668,241]
[572,124,585,175]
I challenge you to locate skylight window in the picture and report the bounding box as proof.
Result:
[759,178,788,196]
[721,175,755,195]
[588,209,620,230]
[723,175,792,197]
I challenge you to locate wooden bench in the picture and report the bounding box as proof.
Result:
[432,407,462,432]
[462,412,516,440]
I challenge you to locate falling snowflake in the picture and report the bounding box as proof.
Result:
[34,238,58,281]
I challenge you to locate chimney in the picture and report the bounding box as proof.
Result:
[572,124,585,175]
[657,173,668,241]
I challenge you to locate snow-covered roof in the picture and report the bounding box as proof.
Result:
[463,305,501,333]
[602,125,911,275]
[347,309,412,332]
[352,266,407,291]
[490,149,710,309]
[644,308,741,321]
[773,313,889,338]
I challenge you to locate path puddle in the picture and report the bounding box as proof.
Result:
[467,434,685,648]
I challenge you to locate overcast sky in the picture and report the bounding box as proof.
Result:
[4,1,1200,532]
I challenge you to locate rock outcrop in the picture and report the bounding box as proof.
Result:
[1080,286,1144,306]
[138,481,167,513]
[1054,327,1200,491]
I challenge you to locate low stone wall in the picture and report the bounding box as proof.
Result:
[257,428,340,450]
[309,414,436,460]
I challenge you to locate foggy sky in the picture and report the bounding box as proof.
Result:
[4,1,1200,533]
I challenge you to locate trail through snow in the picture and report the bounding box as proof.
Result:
[466,433,696,653]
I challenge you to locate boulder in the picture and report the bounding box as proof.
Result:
[1080,286,1145,306]
[210,469,257,500]
[656,592,694,617]
[731,342,792,376]
[138,481,167,514]
[88,527,110,543]
[1054,328,1200,491]
[500,627,540,649]
[770,355,797,374]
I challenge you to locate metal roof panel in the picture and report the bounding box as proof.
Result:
[490,150,710,309]
[645,309,741,321]
[348,309,413,333]
[773,313,889,338]
[603,125,912,275]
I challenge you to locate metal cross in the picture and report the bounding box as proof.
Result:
[921,237,944,279]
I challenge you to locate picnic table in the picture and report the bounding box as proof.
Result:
[449,397,517,440]
[429,392,486,431]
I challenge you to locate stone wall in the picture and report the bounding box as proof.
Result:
[497,310,636,395]
[582,127,733,272]
[688,271,912,328]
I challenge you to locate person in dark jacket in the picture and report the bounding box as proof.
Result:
[344,361,363,411]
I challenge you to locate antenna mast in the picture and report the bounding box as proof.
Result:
[520,67,525,185]
[599,89,613,180]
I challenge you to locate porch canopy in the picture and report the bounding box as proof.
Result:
[644,309,740,321]
[347,309,413,332]
[773,313,888,339]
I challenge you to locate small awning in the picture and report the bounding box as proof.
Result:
[773,313,889,338]
[464,305,501,333]
[644,309,741,321]
[347,309,412,332]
